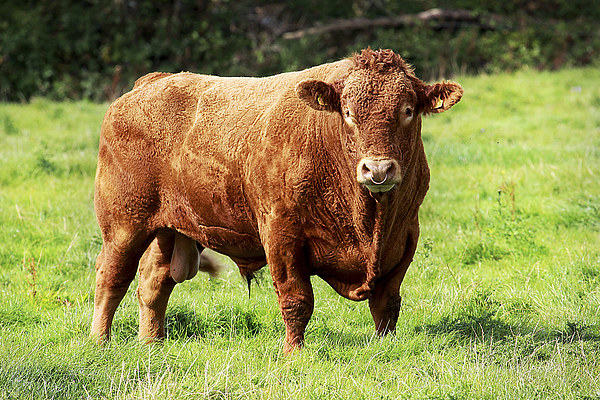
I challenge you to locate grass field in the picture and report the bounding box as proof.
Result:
[0,67,599,399]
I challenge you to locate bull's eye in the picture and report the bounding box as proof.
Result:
[344,109,357,126]
[400,105,414,126]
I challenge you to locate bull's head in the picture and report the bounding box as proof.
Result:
[297,48,463,194]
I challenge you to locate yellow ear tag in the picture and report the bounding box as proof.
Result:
[434,97,444,109]
[317,94,328,106]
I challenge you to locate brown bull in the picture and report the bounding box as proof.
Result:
[91,48,462,352]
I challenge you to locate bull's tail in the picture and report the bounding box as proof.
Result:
[198,249,225,278]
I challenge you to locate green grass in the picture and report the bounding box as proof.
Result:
[1,68,599,399]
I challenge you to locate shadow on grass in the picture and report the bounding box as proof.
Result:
[415,312,600,345]
[164,304,263,340]
[415,285,600,345]
[111,303,265,341]
[308,323,374,347]
[416,311,513,342]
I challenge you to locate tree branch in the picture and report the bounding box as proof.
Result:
[282,8,505,40]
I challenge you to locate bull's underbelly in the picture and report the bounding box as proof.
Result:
[169,200,408,300]
[167,201,263,254]
[173,220,267,270]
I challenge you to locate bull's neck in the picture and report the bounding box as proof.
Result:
[312,116,425,298]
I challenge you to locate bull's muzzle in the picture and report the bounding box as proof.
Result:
[357,158,401,193]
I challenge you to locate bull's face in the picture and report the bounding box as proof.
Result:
[297,49,463,195]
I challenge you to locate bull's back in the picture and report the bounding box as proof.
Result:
[100,59,352,166]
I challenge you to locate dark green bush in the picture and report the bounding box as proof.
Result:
[1,0,598,101]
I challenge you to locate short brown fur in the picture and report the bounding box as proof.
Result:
[92,48,462,352]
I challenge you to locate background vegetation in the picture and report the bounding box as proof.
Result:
[1,0,599,101]
[0,67,599,398]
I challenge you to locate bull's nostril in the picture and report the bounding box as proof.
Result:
[387,162,396,178]
[361,162,371,177]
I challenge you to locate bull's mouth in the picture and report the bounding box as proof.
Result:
[363,182,397,193]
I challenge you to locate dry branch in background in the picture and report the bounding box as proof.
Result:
[282,8,506,39]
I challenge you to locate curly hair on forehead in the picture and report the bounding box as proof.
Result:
[351,48,415,76]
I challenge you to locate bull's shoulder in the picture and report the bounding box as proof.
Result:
[296,59,352,78]
[133,72,173,89]
[267,59,353,88]
[318,58,354,82]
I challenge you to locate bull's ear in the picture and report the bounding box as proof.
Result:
[421,81,463,114]
[296,80,341,112]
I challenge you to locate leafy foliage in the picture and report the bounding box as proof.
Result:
[1,0,599,101]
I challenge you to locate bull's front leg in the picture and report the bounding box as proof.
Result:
[266,240,314,353]
[369,229,418,335]
[369,276,403,334]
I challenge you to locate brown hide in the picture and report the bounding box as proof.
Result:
[92,48,463,352]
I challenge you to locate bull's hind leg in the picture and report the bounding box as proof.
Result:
[138,231,212,340]
[137,230,177,341]
[91,229,151,342]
